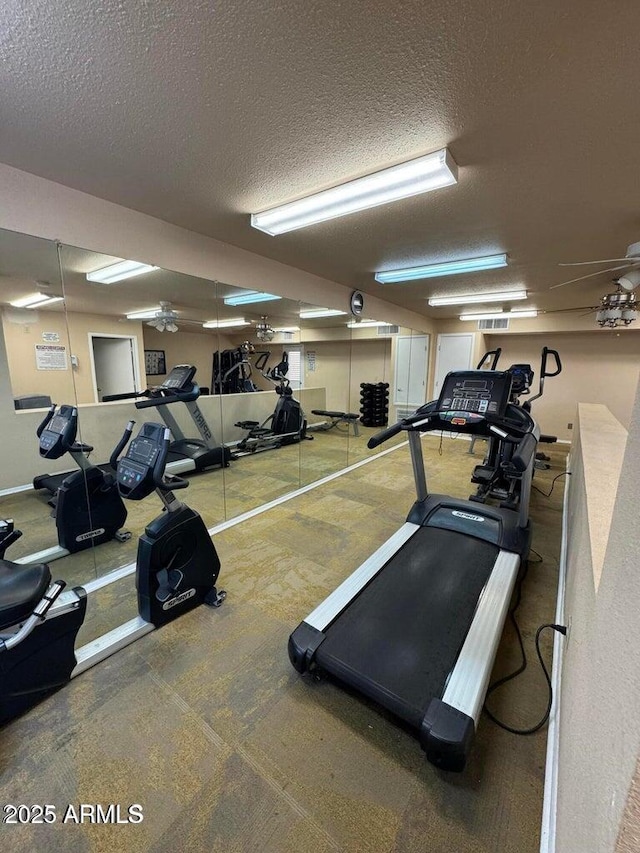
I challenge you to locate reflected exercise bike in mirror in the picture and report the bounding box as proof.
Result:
[10,404,130,567]
[0,419,225,725]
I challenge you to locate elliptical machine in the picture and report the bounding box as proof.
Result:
[233,352,311,456]
[13,404,130,566]
[469,347,562,507]
[0,419,225,726]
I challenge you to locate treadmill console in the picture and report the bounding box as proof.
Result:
[158,364,196,391]
[38,404,78,459]
[436,371,512,424]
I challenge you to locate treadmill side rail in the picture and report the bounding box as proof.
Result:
[303,523,419,631]
[439,550,520,724]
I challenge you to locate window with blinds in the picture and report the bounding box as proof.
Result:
[285,346,302,389]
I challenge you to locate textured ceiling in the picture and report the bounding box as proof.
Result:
[1,0,639,319]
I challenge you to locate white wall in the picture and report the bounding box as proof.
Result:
[555,391,640,851]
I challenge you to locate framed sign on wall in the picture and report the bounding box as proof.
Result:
[145,349,166,376]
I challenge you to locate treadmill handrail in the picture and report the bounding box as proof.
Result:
[135,384,200,408]
[367,402,535,451]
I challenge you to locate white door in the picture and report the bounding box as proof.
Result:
[91,336,138,402]
[433,333,474,398]
[394,335,429,407]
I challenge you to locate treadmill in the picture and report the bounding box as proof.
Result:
[132,365,231,474]
[288,368,540,771]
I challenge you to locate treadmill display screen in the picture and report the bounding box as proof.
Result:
[161,365,196,390]
[436,370,512,420]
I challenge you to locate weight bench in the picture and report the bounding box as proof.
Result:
[309,410,360,437]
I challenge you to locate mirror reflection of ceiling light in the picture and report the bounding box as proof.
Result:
[346,320,389,328]
[223,291,282,306]
[10,293,64,308]
[459,309,538,321]
[251,148,458,235]
[428,289,526,307]
[86,260,159,284]
[376,254,508,284]
[299,308,347,319]
[126,308,161,320]
[202,318,251,329]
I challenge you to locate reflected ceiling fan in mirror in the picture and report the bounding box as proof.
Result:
[146,301,180,332]
[124,301,240,333]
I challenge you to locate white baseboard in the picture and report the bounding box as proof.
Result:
[539,455,571,853]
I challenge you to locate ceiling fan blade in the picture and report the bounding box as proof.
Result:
[579,308,598,317]
[550,264,632,289]
[559,258,635,266]
[542,305,598,314]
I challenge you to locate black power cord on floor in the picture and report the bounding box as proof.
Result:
[483,564,567,735]
[532,470,569,498]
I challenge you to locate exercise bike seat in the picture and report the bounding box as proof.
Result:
[0,560,51,631]
[70,442,94,453]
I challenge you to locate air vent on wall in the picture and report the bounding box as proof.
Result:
[377,325,400,335]
[478,317,509,330]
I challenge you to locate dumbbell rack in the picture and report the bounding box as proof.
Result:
[359,382,389,428]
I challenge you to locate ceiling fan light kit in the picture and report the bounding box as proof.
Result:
[596,289,637,328]
[251,148,457,235]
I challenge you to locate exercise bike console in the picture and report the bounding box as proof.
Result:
[37,405,79,459]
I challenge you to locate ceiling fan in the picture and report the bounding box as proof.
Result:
[552,241,640,290]
[255,316,275,342]
[145,302,181,332]
[127,301,213,333]
[549,241,640,328]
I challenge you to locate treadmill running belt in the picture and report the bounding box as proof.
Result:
[315,526,499,728]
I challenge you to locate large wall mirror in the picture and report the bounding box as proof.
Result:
[0,225,432,642]
[0,228,96,595]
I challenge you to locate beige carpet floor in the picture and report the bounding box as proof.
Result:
[0,435,566,852]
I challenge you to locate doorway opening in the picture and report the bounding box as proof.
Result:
[88,334,140,403]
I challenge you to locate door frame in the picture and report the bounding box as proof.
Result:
[393,334,430,407]
[87,332,142,404]
[432,333,475,398]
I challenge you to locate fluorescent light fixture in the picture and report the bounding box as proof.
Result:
[346,320,390,328]
[125,308,160,320]
[460,309,538,321]
[251,148,458,236]
[10,293,64,308]
[274,326,300,333]
[375,253,508,284]
[202,318,251,329]
[428,289,527,307]
[223,291,282,306]
[299,308,347,319]
[86,259,159,284]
